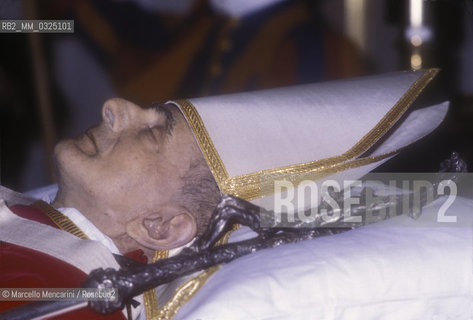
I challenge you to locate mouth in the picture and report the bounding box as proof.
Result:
[77,129,98,155]
[87,130,98,151]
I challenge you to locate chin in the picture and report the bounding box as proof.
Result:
[53,140,87,196]
[53,141,72,176]
[53,139,75,165]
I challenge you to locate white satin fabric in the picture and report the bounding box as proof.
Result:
[176,196,473,320]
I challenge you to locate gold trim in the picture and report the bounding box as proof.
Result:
[346,69,438,158]
[178,99,229,186]
[233,150,399,200]
[32,200,89,240]
[143,226,239,320]
[143,250,169,319]
[148,266,221,320]
[153,250,170,261]
[177,68,439,200]
[144,285,159,319]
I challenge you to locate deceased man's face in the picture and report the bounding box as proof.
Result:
[53,98,212,256]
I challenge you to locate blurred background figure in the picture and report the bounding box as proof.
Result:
[0,0,472,191]
[50,0,364,131]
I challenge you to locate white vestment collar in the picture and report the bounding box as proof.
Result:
[57,207,121,255]
[25,184,121,254]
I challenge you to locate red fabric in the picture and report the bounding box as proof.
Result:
[124,249,148,264]
[0,205,126,320]
[10,204,60,228]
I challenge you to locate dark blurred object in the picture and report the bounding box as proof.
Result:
[377,0,473,173]
[0,0,66,191]
[24,0,57,183]
[51,0,364,106]
[0,35,38,190]
[425,0,473,171]
[439,151,468,173]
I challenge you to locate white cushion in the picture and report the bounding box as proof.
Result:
[176,196,473,320]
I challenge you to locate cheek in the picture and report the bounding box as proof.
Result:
[90,162,167,209]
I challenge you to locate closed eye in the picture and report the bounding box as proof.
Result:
[140,126,160,151]
[147,126,158,143]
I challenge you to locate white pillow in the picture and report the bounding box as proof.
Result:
[176,196,473,320]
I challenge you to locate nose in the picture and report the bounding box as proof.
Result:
[101,98,135,132]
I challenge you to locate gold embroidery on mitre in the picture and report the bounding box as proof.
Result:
[226,150,399,200]
[177,68,439,200]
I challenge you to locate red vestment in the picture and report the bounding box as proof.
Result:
[0,203,126,320]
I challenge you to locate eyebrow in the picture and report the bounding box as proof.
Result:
[149,102,176,136]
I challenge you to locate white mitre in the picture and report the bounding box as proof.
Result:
[171,69,447,209]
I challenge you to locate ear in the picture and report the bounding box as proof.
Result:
[125,205,197,250]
